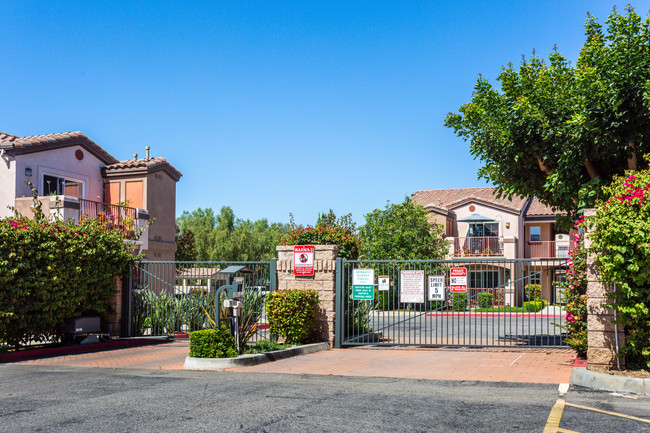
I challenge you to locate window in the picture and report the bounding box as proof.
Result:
[43,174,83,198]
[470,271,500,289]
[468,222,499,237]
[530,226,541,242]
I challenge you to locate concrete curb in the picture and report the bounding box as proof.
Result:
[570,367,650,395]
[184,342,329,370]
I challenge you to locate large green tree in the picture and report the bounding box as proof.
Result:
[176,206,282,261]
[445,6,650,218]
[359,197,447,260]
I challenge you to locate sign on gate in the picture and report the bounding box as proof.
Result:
[450,267,467,293]
[428,275,445,301]
[352,268,375,300]
[400,270,425,303]
[294,245,315,276]
[378,275,389,291]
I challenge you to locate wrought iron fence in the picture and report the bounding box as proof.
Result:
[126,260,276,344]
[335,257,569,348]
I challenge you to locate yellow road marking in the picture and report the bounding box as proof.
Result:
[557,428,580,433]
[543,398,566,433]
[565,402,650,424]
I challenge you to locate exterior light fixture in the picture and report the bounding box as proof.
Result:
[25,167,32,177]
[505,222,510,229]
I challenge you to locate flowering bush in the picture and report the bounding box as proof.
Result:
[590,168,650,369]
[0,196,135,349]
[280,211,360,260]
[557,216,588,356]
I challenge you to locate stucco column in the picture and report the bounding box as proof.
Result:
[50,195,80,223]
[584,208,625,372]
[276,245,338,347]
[105,277,123,338]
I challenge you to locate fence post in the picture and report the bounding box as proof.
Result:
[269,258,277,292]
[334,257,343,348]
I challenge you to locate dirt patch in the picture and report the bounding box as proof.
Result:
[608,369,650,379]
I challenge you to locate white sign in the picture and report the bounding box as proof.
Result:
[378,275,389,291]
[400,270,425,303]
[428,275,445,301]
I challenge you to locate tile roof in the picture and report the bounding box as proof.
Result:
[525,197,561,217]
[412,187,528,213]
[103,157,182,181]
[0,131,119,164]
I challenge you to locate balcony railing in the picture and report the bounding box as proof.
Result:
[454,236,504,257]
[525,240,574,258]
[79,199,138,239]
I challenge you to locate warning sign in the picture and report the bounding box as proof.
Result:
[294,245,314,276]
[400,270,425,303]
[450,267,467,293]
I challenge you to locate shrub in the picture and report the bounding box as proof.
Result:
[266,289,320,344]
[0,196,134,349]
[189,326,237,358]
[451,293,469,311]
[280,211,360,260]
[477,292,493,309]
[524,284,542,302]
[591,167,650,369]
[522,300,546,312]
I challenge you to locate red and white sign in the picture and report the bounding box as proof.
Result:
[294,245,315,276]
[450,267,467,293]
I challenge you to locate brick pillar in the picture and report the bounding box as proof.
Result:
[276,245,338,347]
[584,208,625,372]
[105,277,123,338]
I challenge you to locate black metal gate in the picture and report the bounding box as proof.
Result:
[334,258,569,348]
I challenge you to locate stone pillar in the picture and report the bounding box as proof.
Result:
[105,277,124,338]
[584,208,625,372]
[276,245,338,347]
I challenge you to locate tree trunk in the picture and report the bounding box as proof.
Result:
[535,153,551,175]
[627,141,638,171]
[585,159,600,179]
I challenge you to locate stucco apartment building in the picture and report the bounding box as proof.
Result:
[0,131,182,261]
[412,187,572,304]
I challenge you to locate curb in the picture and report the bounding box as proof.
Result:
[0,338,170,363]
[570,367,650,395]
[184,342,329,370]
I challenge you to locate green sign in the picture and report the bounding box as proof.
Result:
[352,268,374,300]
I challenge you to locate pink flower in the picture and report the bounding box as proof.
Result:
[566,312,575,323]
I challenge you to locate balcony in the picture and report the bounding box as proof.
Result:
[453,236,504,257]
[525,240,574,258]
[79,199,138,239]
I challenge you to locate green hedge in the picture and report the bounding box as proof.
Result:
[0,202,134,349]
[266,289,320,344]
[189,326,237,358]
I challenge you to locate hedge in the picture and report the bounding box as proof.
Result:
[266,289,320,344]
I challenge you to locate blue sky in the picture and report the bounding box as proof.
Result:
[2,1,628,225]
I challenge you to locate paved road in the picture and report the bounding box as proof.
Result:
[2,364,649,433]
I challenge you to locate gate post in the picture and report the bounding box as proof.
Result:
[334,257,343,349]
[276,245,339,347]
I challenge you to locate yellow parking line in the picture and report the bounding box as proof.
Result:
[557,428,580,433]
[565,402,650,424]
[543,398,566,433]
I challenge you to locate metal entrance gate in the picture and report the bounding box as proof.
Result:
[334,258,569,348]
[124,260,276,340]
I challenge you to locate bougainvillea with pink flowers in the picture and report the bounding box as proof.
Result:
[590,166,650,369]
[557,216,588,356]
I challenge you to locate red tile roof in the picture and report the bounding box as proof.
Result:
[103,157,182,181]
[0,131,119,164]
[412,187,528,213]
[526,197,560,216]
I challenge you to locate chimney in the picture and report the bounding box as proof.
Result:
[146,146,150,160]
[133,153,138,160]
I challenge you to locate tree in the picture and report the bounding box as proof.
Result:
[176,206,282,261]
[359,197,447,260]
[444,6,650,219]
[175,225,197,261]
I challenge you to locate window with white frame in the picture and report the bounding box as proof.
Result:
[530,226,541,241]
